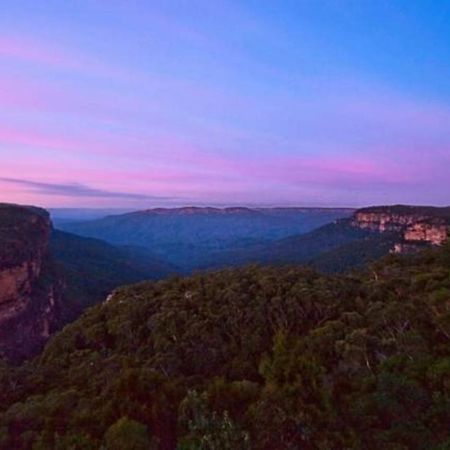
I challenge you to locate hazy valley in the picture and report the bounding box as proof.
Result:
[59,207,354,272]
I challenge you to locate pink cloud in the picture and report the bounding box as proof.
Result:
[0,118,231,168]
[0,115,444,200]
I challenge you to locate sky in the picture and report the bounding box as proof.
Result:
[0,0,449,208]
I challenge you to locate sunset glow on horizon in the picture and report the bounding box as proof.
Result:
[1,1,449,208]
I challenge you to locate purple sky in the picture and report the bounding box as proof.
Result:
[0,1,449,208]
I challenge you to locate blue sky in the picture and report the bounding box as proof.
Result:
[0,0,449,207]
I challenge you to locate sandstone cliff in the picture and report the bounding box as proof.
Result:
[0,204,62,361]
[351,205,449,251]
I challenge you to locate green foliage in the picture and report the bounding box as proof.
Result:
[178,390,250,450]
[104,417,154,450]
[0,243,449,449]
[0,204,49,268]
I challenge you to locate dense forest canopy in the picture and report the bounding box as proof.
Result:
[0,243,449,449]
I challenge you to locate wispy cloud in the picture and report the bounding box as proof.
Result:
[0,178,170,200]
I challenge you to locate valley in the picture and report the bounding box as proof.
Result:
[59,204,450,274]
[59,207,354,271]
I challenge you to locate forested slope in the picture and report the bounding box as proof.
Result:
[0,244,449,449]
[50,230,177,319]
[198,219,391,271]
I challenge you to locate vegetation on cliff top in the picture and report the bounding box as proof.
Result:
[0,243,449,449]
[356,205,450,222]
[0,204,50,268]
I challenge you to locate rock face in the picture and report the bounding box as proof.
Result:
[353,212,426,232]
[403,222,448,245]
[351,205,449,252]
[0,204,62,361]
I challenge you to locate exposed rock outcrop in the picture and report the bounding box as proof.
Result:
[351,205,449,252]
[353,212,426,232]
[0,204,62,361]
[403,221,448,245]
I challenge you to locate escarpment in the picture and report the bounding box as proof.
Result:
[0,203,177,361]
[403,221,448,245]
[351,205,449,252]
[0,204,62,361]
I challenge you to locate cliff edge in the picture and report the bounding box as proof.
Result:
[0,204,62,361]
[351,205,449,252]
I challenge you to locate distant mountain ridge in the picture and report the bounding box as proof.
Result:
[119,206,353,216]
[60,206,354,271]
[127,206,261,216]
